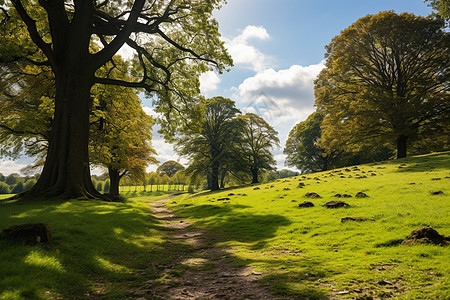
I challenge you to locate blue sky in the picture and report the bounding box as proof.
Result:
[0,0,434,175]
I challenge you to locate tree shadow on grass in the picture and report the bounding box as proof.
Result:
[0,198,196,299]
[175,204,291,244]
[171,203,335,299]
[387,151,450,173]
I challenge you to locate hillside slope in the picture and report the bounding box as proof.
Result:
[170,151,450,299]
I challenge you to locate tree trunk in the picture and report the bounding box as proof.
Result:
[211,162,220,191]
[396,135,408,159]
[108,167,121,197]
[24,68,100,200]
[251,166,259,184]
[206,173,212,190]
[219,168,227,189]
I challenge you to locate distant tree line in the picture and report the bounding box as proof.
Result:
[0,173,39,194]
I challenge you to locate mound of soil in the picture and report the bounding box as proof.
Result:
[341,217,373,223]
[217,198,230,201]
[402,227,450,246]
[430,191,444,195]
[298,201,314,208]
[283,188,291,191]
[297,182,305,188]
[323,201,350,209]
[228,193,235,196]
[253,187,260,190]
[0,223,52,245]
[355,192,369,198]
[305,192,321,198]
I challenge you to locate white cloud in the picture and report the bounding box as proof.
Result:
[0,160,28,176]
[199,71,221,95]
[234,61,325,171]
[237,25,270,42]
[142,106,159,119]
[238,61,325,127]
[224,25,274,72]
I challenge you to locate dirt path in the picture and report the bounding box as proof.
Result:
[135,194,284,300]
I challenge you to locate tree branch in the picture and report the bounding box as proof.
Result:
[11,0,56,68]
[94,76,157,92]
[92,0,146,68]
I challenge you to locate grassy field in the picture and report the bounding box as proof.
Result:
[0,191,186,300]
[169,152,450,299]
[0,152,449,299]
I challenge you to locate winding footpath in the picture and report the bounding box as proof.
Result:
[135,194,284,300]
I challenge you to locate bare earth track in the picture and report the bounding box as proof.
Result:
[134,194,286,300]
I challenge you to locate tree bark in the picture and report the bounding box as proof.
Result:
[211,162,220,191]
[251,166,259,184]
[108,167,121,197]
[219,168,227,189]
[396,135,408,159]
[24,67,101,200]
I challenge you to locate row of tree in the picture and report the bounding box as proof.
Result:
[285,11,449,173]
[0,173,39,194]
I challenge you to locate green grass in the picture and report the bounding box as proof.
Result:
[0,193,189,300]
[169,152,450,299]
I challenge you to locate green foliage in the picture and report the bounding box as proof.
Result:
[315,11,450,159]
[285,111,342,172]
[171,151,450,298]
[0,182,10,194]
[2,0,232,198]
[175,96,242,190]
[236,113,279,183]
[90,61,158,193]
[11,181,24,193]
[285,111,395,172]
[157,160,185,177]
[425,0,450,19]
[5,173,19,185]
[23,179,36,192]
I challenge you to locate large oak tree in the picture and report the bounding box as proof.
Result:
[3,0,232,199]
[315,12,449,159]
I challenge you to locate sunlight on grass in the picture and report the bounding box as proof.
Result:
[0,192,182,300]
[171,151,450,298]
[95,256,130,273]
[25,250,65,272]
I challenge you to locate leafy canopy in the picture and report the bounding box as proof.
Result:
[315,11,450,158]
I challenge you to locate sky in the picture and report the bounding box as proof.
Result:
[0,0,434,176]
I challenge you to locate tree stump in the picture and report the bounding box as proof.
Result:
[0,223,52,245]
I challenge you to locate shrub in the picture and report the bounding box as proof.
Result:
[11,182,24,194]
[23,179,37,191]
[0,182,10,194]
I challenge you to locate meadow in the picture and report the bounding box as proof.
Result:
[169,151,450,299]
[0,191,185,299]
[0,152,448,299]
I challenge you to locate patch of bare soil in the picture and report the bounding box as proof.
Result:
[133,195,286,300]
